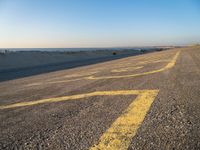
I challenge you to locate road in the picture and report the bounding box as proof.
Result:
[0,46,200,150]
[0,52,141,82]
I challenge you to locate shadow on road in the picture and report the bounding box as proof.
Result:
[0,53,141,82]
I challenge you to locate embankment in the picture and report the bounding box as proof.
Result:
[0,49,143,81]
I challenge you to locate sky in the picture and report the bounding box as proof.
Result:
[0,0,200,48]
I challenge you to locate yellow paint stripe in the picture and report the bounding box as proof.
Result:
[0,90,152,110]
[86,51,180,80]
[25,53,176,87]
[25,78,82,87]
[64,71,98,78]
[25,71,98,87]
[50,71,98,80]
[111,66,143,73]
[137,59,170,65]
[1,90,159,149]
[90,90,159,150]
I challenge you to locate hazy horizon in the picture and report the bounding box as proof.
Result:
[0,45,181,50]
[0,0,200,48]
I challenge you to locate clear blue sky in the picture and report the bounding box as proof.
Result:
[0,0,200,48]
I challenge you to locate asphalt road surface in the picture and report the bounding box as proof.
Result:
[0,52,141,82]
[0,46,200,150]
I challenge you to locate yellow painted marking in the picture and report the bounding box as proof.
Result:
[137,59,169,65]
[25,52,178,87]
[26,71,98,86]
[51,71,98,79]
[86,51,180,80]
[90,90,159,150]
[108,59,168,71]
[111,66,143,73]
[64,71,98,78]
[0,90,149,109]
[25,78,82,87]
[0,90,159,149]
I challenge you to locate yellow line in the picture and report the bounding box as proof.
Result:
[86,51,180,80]
[25,51,180,87]
[25,71,98,86]
[49,71,98,81]
[0,90,159,149]
[137,59,170,65]
[111,66,143,73]
[0,90,154,110]
[64,71,98,78]
[25,78,82,87]
[90,90,159,150]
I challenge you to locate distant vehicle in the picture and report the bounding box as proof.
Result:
[112,52,117,55]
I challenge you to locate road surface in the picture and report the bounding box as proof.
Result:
[0,46,200,149]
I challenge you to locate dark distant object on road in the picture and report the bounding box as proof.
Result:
[155,48,163,51]
[112,52,117,55]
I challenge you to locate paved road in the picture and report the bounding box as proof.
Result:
[0,46,200,150]
[0,52,141,82]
